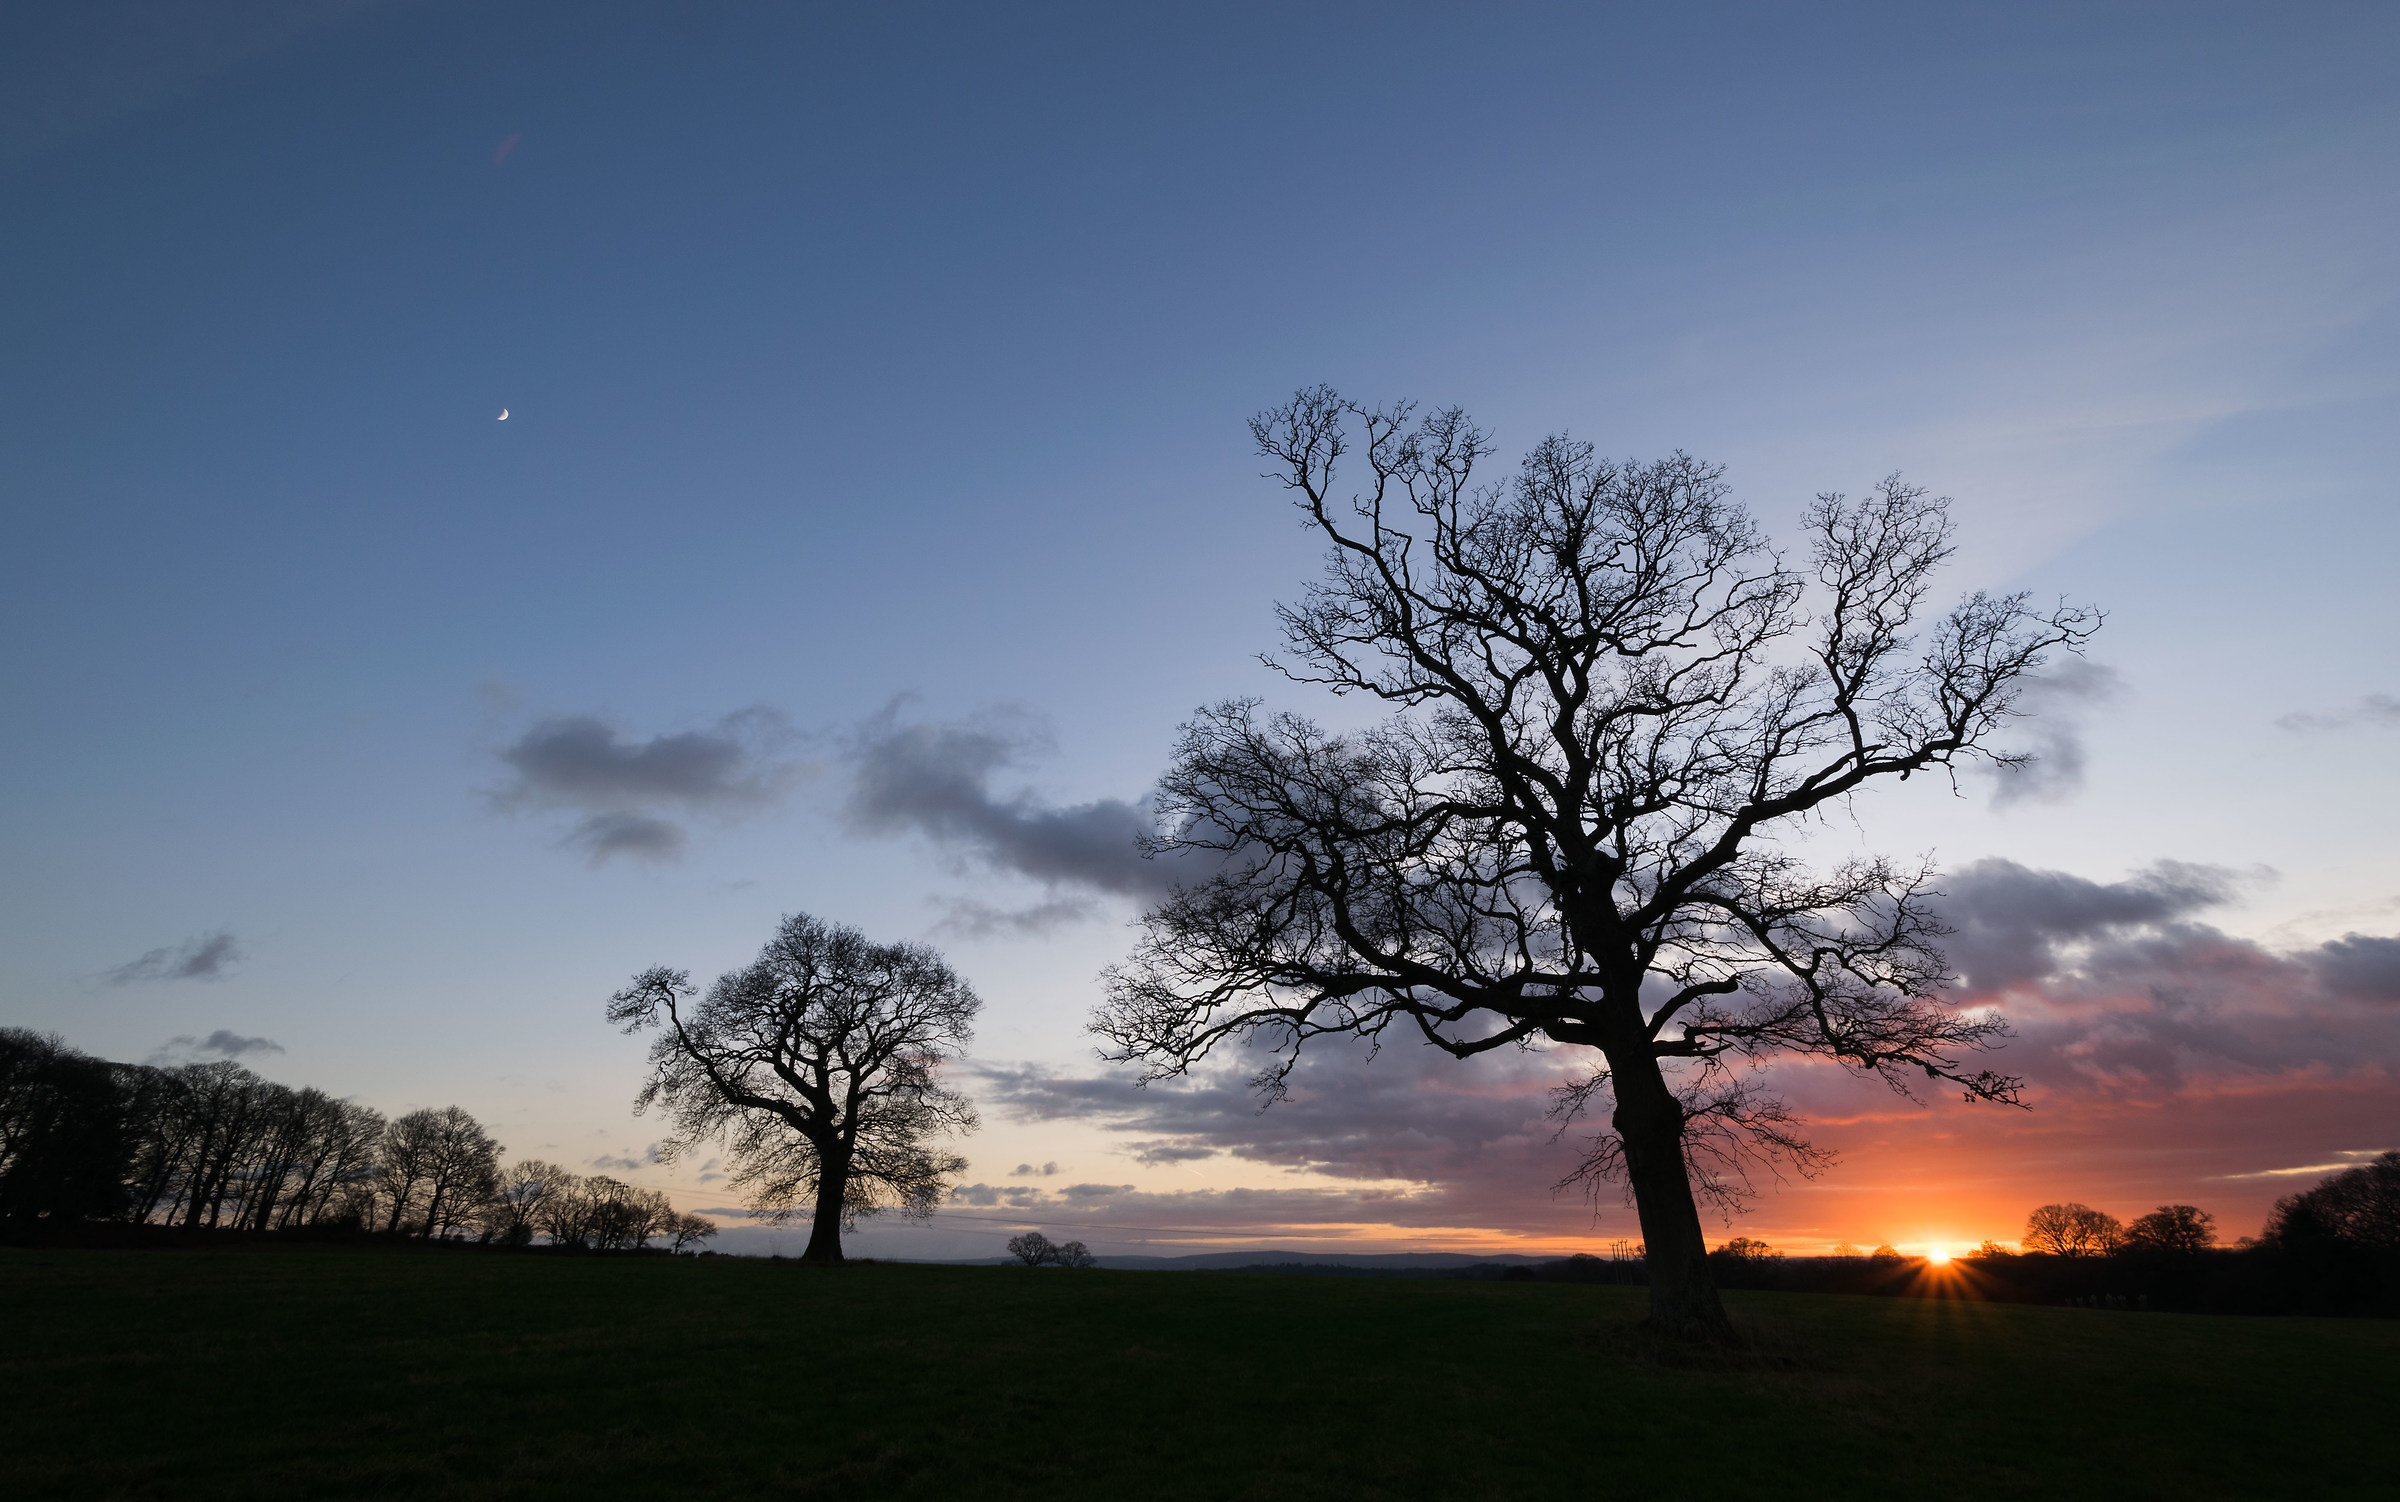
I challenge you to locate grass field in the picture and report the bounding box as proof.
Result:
[4,1247,2393,1500]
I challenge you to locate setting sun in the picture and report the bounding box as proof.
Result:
[1926,1247,1951,1265]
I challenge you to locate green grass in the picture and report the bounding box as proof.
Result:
[3,1248,2392,1500]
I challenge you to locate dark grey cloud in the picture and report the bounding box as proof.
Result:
[1921,859,2400,1097]
[493,709,804,865]
[1932,858,2243,992]
[978,1037,1580,1201]
[1010,1161,1061,1177]
[151,1030,283,1064]
[2314,934,2400,1003]
[591,1144,665,1172]
[1986,659,2123,808]
[108,931,244,985]
[2277,693,2400,733]
[840,704,1175,905]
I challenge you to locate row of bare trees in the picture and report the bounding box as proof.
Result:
[1,1028,712,1251]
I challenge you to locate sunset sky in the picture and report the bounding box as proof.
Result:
[4,1,2395,1260]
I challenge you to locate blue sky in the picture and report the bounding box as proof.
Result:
[4,1,2395,1257]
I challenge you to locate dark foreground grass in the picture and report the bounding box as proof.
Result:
[4,1248,2392,1500]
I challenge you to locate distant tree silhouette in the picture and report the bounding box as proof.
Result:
[2024,1202,2125,1256]
[1007,1230,1056,1266]
[0,1030,131,1225]
[2123,1204,2216,1255]
[2266,1153,2400,1252]
[611,913,982,1264]
[1096,388,2099,1338]
[669,1212,718,1253]
[1004,1232,1094,1268]
[1714,1236,1780,1262]
[376,1107,500,1237]
[478,1158,575,1246]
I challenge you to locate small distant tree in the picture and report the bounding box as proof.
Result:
[2024,1202,2125,1257]
[2123,1204,2216,1256]
[1868,1244,1904,1264]
[1714,1236,1780,1262]
[1969,1240,2012,1259]
[1007,1231,1056,1266]
[1054,1239,1096,1269]
[669,1212,718,1254]
[610,913,982,1264]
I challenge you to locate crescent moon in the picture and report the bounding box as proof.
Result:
[498,409,509,420]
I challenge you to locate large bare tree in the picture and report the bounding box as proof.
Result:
[1095,388,2098,1338]
[610,912,981,1264]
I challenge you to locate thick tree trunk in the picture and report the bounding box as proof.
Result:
[801,1152,849,1264]
[1607,1048,1731,1341]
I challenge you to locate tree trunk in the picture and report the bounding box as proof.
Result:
[1608,1048,1731,1341]
[801,1150,849,1264]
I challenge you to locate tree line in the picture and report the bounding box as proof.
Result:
[0,1028,712,1251]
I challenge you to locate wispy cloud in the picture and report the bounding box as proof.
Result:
[2276,693,2400,733]
[1985,659,2124,809]
[108,931,244,985]
[837,702,1182,925]
[149,1029,283,1064]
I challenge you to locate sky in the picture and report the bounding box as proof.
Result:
[3,0,2395,1260]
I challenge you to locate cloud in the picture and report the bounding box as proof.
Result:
[108,931,244,985]
[2276,693,2400,732]
[1932,858,2245,991]
[838,702,1181,905]
[930,895,1105,939]
[1011,1161,1061,1177]
[1985,659,2123,808]
[591,1144,665,1173]
[1131,1142,1221,1165]
[151,1030,284,1064]
[2314,934,2400,1003]
[492,709,806,865]
[962,859,2400,1249]
[976,1038,1591,1233]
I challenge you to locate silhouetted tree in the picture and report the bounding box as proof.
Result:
[0,1030,132,1225]
[1096,388,2098,1338]
[2265,1152,2400,1252]
[669,1212,718,1253]
[1007,1230,1056,1266]
[479,1159,575,1246]
[2025,1202,2124,1256]
[2123,1204,2216,1255]
[610,913,982,1264]
[1054,1239,1096,1269]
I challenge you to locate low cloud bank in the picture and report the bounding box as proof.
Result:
[976,858,2400,1244]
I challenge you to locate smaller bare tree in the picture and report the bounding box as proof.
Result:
[478,1159,576,1246]
[2123,1204,2216,1255]
[1007,1230,1056,1266]
[669,1212,718,1253]
[2024,1202,2125,1256]
[610,912,981,1264]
